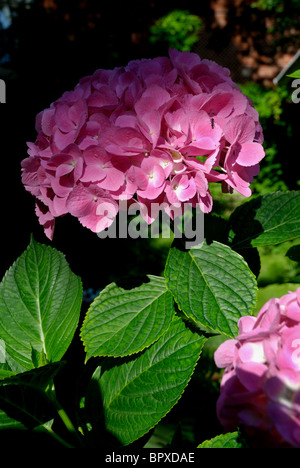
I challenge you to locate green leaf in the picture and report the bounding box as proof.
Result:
[0,237,82,372]
[287,69,300,78]
[0,408,26,431]
[0,368,16,381]
[164,241,257,337]
[85,316,206,445]
[81,275,175,358]
[198,431,243,448]
[0,362,64,429]
[229,191,300,249]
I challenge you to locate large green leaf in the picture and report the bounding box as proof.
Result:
[0,238,82,372]
[81,275,175,358]
[85,316,206,445]
[229,191,300,249]
[164,241,257,337]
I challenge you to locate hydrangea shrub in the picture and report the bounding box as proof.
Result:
[0,50,299,449]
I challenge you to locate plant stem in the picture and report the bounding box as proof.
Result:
[44,425,76,448]
[54,400,85,447]
[47,383,85,447]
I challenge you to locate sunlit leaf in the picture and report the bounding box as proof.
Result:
[81,275,175,358]
[0,238,82,372]
[165,241,257,337]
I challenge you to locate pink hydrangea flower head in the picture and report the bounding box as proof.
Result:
[214,288,300,447]
[21,49,265,239]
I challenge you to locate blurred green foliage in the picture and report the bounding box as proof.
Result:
[239,81,288,123]
[258,240,300,287]
[149,10,203,52]
[251,0,300,12]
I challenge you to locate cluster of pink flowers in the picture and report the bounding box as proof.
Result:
[21,49,265,239]
[214,288,300,447]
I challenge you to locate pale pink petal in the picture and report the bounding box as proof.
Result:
[236,142,265,167]
[214,339,238,368]
[97,168,125,191]
[224,115,256,145]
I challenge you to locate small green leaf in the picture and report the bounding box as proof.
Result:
[229,191,300,249]
[85,316,206,445]
[81,275,175,358]
[198,431,243,448]
[0,237,82,372]
[287,69,300,79]
[165,241,257,337]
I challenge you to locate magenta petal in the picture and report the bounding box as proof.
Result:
[133,166,149,190]
[135,84,171,113]
[66,184,98,217]
[35,200,55,240]
[52,195,68,216]
[137,110,161,146]
[54,103,74,133]
[40,108,56,136]
[83,146,109,165]
[53,128,77,150]
[68,99,88,125]
[87,87,118,109]
[80,165,106,183]
[105,127,149,156]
